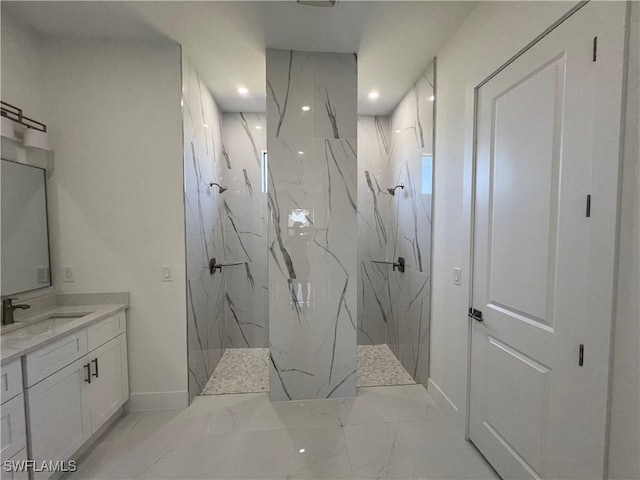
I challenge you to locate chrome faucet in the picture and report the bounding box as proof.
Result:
[2,298,31,325]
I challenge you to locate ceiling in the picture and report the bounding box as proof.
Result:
[3,1,477,115]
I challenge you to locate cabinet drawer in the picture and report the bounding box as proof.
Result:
[0,393,26,463]
[87,312,125,351]
[0,360,23,404]
[25,330,88,387]
[1,448,28,480]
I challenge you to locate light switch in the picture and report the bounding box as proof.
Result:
[62,266,75,283]
[161,266,173,282]
[37,266,49,284]
[453,267,462,286]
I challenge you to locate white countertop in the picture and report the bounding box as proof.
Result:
[1,303,128,364]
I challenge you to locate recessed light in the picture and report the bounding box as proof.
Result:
[298,151,304,155]
[237,87,249,95]
[301,105,310,111]
[368,91,379,99]
[395,129,401,133]
[203,123,210,128]
[299,448,306,453]
[429,95,435,101]
[255,125,262,130]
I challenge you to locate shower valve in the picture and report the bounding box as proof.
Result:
[393,257,405,273]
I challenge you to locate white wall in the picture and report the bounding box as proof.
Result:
[2,17,188,410]
[0,12,47,125]
[430,0,580,427]
[431,2,639,476]
[608,2,640,478]
[43,38,187,410]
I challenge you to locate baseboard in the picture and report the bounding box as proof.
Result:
[427,378,462,429]
[127,390,188,411]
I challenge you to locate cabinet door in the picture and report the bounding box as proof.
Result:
[1,394,26,462]
[27,357,91,479]
[88,333,128,432]
[1,448,28,480]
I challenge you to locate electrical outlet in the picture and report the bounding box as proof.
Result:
[161,266,173,282]
[62,266,75,283]
[453,267,462,286]
[37,266,50,284]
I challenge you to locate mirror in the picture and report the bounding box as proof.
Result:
[1,159,51,295]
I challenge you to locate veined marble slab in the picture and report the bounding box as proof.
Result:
[385,62,435,388]
[182,55,227,402]
[267,49,358,401]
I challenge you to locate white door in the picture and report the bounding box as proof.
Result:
[27,357,92,480]
[469,3,626,479]
[88,334,129,431]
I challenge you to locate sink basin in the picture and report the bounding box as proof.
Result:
[2,312,92,337]
[11,317,80,337]
[43,312,92,320]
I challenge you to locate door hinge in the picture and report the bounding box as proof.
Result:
[468,308,483,322]
[593,36,598,62]
[586,195,591,217]
[579,344,584,366]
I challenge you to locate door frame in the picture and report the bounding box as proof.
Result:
[464,2,629,477]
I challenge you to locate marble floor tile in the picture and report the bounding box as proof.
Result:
[218,426,352,479]
[338,384,440,426]
[356,344,416,387]
[70,385,496,480]
[72,413,194,480]
[344,416,497,479]
[166,394,249,434]
[201,348,269,395]
[137,425,353,479]
[230,394,343,432]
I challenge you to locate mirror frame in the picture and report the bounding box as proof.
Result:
[1,157,53,296]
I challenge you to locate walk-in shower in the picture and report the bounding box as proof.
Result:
[182,52,435,401]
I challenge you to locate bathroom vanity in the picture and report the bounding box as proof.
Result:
[1,113,131,479]
[1,294,129,480]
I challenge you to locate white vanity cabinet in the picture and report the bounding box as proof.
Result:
[25,311,128,479]
[1,358,27,480]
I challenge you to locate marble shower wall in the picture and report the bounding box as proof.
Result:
[385,61,435,387]
[267,49,358,401]
[219,113,268,348]
[182,56,227,402]
[357,116,392,345]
